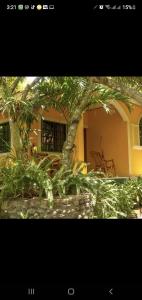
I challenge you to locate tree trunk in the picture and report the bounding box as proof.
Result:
[62,120,80,169]
[62,96,92,169]
[9,120,23,159]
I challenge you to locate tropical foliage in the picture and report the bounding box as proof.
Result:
[1,77,142,218]
[0,157,54,207]
[0,154,140,218]
[34,77,130,167]
[119,177,142,208]
[0,76,134,167]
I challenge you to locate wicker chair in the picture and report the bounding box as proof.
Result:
[90,151,116,176]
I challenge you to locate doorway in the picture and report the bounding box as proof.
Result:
[84,128,87,163]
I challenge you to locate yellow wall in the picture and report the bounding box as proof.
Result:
[74,116,84,161]
[0,114,9,122]
[131,148,142,175]
[128,104,142,175]
[1,101,142,176]
[83,102,142,176]
[84,106,129,176]
[37,109,84,162]
[0,109,84,163]
[116,102,142,175]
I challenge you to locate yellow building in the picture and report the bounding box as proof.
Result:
[1,99,142,177]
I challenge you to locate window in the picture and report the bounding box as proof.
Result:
[139,118,142,146]
[41,120,66,152]
[0,122,10,153]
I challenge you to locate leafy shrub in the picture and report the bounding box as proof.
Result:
[91,179,126,218]
[51,162,100,197]
[116,185,136,218]
[0,157,140,218]
[51,162,134,218]
[51,163,139,218]
[0,158,54,207]
[122,177,142,207]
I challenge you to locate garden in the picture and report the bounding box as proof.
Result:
[0,76,142,218]
[0,155,142,218]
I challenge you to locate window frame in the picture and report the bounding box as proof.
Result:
[41,118,67,153]
[0,121,11,153]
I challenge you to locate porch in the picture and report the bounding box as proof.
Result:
[83,104,130,177]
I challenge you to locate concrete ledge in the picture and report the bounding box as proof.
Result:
[0,194,94,219]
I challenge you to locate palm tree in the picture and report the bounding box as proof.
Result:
[0,77,43,158]
[34,77,130,169]
[1,76,142,168]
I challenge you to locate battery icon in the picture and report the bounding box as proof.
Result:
[49,4,54,9]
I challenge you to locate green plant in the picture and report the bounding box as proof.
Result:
[0,157,54,208]
[119,177,142,209]
[19,211,29,219]
[90,179,126,218]
[116,185,136,217]
[0,156,139,218]
[92,177,142,218]
[50,163,130,218]
[51,162,99,197]
[49,163,138,218]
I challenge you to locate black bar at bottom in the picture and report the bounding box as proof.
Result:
[0,284,142,298]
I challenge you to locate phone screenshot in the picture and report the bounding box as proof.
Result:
[0,0,141,298]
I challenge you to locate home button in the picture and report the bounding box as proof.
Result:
[68,288,75,296]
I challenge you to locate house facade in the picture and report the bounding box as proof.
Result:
[1,99,142,177]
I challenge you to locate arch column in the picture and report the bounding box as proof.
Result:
[110,101,131,175]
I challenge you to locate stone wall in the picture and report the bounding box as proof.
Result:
[0,194,94,219]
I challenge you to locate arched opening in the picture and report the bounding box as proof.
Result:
[83,102,130,177]
[139,117,142,146]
